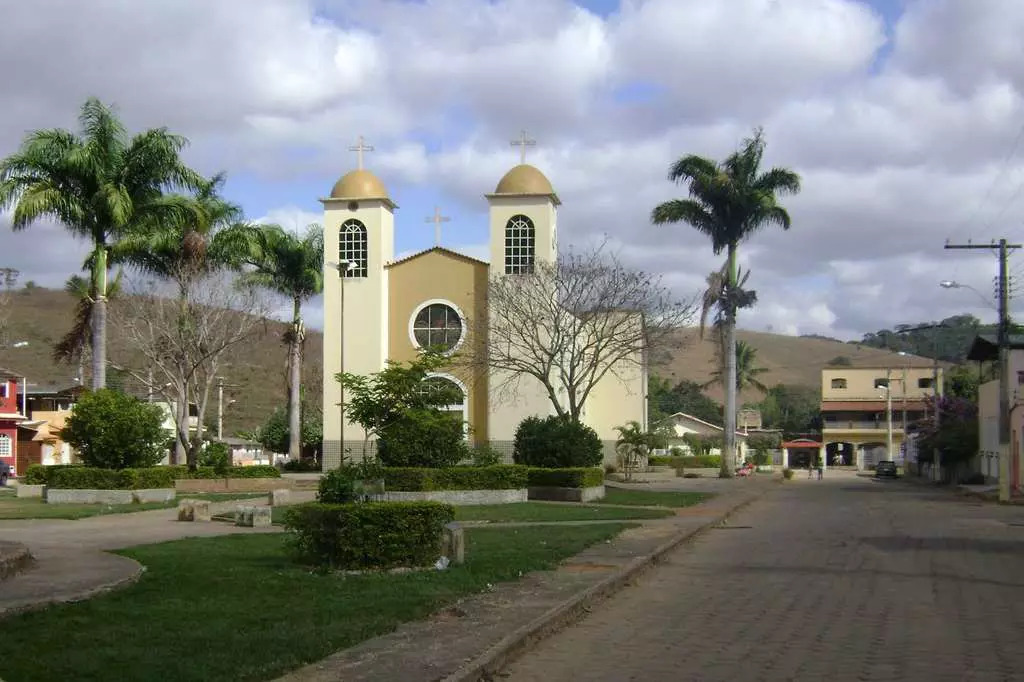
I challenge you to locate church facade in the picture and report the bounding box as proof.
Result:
[320,157,647,469]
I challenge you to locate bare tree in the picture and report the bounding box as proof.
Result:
[112,272,268,468]
[463,245,696,421]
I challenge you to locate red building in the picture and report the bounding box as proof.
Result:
[0,369,26,476]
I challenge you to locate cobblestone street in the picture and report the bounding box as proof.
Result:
[501,473,1024,682]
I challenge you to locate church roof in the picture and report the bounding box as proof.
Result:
[386,246,489,269]
[488,164,561,205]
[328,169,394,205]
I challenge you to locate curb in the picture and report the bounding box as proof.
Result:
[0,556,145,620]
[442,490,766,682]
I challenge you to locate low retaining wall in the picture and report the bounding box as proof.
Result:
[385,489,527,506]
[46,488,176,505]
[175,477,291,494]
[16,484,45,499]
[528,485,605,503]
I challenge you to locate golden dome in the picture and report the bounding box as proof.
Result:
[494,164,557,197]
[329,169,390,201]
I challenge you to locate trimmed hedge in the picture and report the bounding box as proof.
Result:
[48,466,177,490]
[284,501,455,570]
[384,465,529,492]
[169,465,282,480]
[527,467,604,488]
[25,464,280,488]
[23,464,80,485]
[649,455,722,469]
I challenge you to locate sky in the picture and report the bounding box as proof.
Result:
[2,0,1023,340]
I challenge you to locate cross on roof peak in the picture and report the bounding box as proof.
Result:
[424,206,451,247]
[510,130,536,164]
[348,135,374,170]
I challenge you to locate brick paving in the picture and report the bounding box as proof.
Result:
[502,472,1024,682]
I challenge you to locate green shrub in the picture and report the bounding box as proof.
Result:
[527,467,604,488]
[282,458,322,472]
[384,465,529,491]
[284,501,455,569]
[199,442,231,473]
[513,416,602,468]
[318,466,358,503]
[469,444,504,467]
[47,466,177,490]
[378,409,468,467]
[60,389,168,469]
[23,464,80,485]
[171,465,281,480]
[648,455,721,469]
[782,468,795,480]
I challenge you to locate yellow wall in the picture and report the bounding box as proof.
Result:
[387,250,489,444]
[822,367,943,401]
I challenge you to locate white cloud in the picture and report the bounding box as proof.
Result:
[2,0,1022,342]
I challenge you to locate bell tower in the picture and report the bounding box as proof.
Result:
[486,131,559,275]
[320,137,396,469]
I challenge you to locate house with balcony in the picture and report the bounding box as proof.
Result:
[0,369,27,476]
[821,363,943,470]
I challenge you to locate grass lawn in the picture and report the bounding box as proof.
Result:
[0,492,267,521]
[453,502,672,522]
[0,524,633,682]
[597,488,712,508]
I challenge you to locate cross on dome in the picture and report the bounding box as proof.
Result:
[348,135,374,170]
[510,130,536,164]
[425,206,451,247]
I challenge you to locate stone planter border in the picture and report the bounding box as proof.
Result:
[16,484,45,499]
[385,489,528,506]
[45,488,176,505]
[175,477,290,494]
[528,485,605,503]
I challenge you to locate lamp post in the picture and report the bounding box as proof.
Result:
[331,260,356,462]
[1,341,30,416]
[882,369,894,461]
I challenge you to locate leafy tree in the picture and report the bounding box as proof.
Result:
[0,97,200,389]
[615,421,666,480]
[513,415,603,468]
[856,314,984,362]
[703,340,770,393]
[915,396,978,480]
[254,401,323,459]
[377,409,467,467]
[944,364,981,401]
[746,432,782,453]
[237,223,324,461]
[758,383,821,436]
[652,128,801,477]
[336,351,462,458]
[647,375,722,424]
[61,389,168,469]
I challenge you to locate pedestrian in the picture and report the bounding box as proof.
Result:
[817,464,823,480]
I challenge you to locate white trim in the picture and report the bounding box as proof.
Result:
[0,433,10,457]
[425,372,470,439]
[408,298,467,355]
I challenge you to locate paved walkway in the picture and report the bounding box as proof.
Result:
[501,471,1024,681]
[0,500,281,616]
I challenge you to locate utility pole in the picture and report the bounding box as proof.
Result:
[946,238,1021,501]
[216,376,239,441]
[885,368,894,461]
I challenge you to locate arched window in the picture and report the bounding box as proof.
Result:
[422,374,468,435]
[0,433,10,458]
[504,214,535,274]
[339,219,368,277]
[410,301,463,352]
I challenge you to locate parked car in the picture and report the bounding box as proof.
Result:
[875,461,898,478]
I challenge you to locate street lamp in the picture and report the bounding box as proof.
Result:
[329,259,357,462]
[939,280,997,310]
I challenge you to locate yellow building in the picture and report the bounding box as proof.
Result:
[821,363,943,469]
[320,155,647,469]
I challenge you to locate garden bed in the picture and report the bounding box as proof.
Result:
[385,489,527,505]
[379,465,528,505]
[174,478,290,494]
[525,467,605,502]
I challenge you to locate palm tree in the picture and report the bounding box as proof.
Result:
[652,128,800,477]
[116,173,246,464]
[238,223,324,460]
[702,340,770,394]
[0,97,200,389]
[54,270,124,385]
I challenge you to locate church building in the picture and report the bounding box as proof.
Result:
[320,143,647,469]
